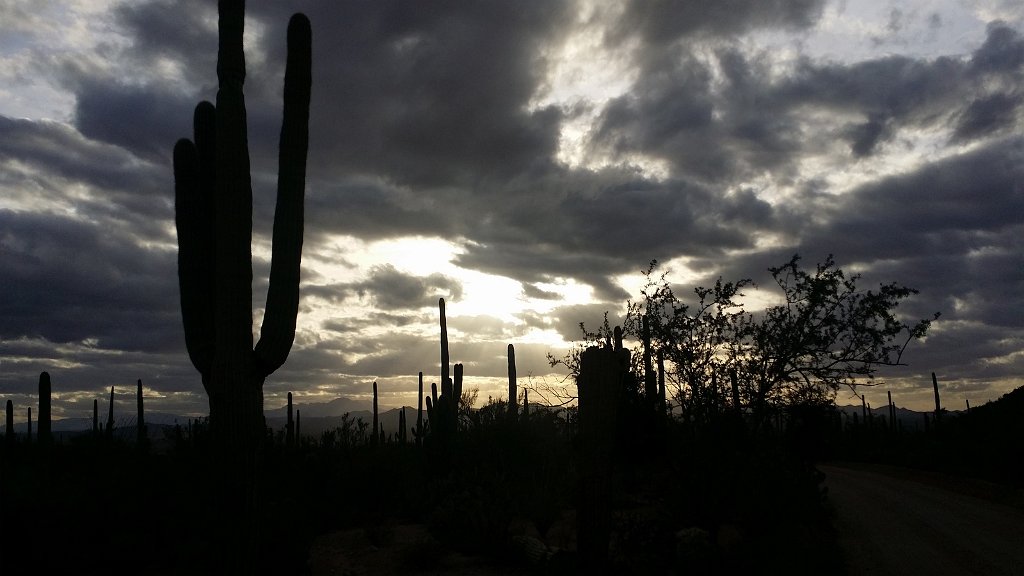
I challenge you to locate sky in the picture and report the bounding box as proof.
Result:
[1,0,1022,422]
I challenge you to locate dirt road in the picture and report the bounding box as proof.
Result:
[821,464,1024,575]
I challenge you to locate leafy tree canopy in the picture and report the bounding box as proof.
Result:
[549,255,939,420]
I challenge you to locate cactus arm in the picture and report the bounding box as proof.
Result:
[174,103,217,378]
[255,14,312,376]
[439,298,449,390]
[453,363,463,408]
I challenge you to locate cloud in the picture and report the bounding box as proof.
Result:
[309,264,462,310]
[2,1,1022,414]
[609,0,825,45]
[0,209,181,351]
[952,92,1023,142]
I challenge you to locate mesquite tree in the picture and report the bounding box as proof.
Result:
[552,255,936,429]
[173,1,311,452]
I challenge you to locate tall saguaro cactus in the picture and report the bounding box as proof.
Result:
[106,385,115,439]
[136,379,147,445]
[372,382,379,447]
[38,372,51,445]
[5,399,13,445]
[173,1,312,450]
[286,392,295,448]
[439,298,450,392]
[507,344,518,420]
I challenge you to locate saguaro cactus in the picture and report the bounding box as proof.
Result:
[137,379,147,445]
[887,390,895,432]
[173,1,311,452]
[427,299,460,441]
[38,372,51,445]
[372,382,379,448]
[5,399,13,444]
[93,398,99,437]
[106,385,115,438]
[440,298,450,392]
[415,371,424,447]
[27,407,32,444]
[576,341,630,572]
[508,344,517,420]
[286,392,295,448]
[932,372,942,419]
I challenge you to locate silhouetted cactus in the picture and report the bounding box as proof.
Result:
[427,299,460,441]
[508,344,518,420]
[453,363,463,415]
[413,371,425,446]
[286,392,295,448]
[372,382,379,448]
[398,407,407,444]
[137,379,147,445]
[730,368,740,416]
[93,398,98,437]
[522,389,529,420]
[658,348,667,412]
[440,298,450,392]
[173,1,311,452]
[5,399,12,444]
[576,340,630,572]
[887,390,896,432]
[296,409,301,443]
[106,385,114,439]
[38,371,51,445]
[26,406,32,444]
[932,372,942,421]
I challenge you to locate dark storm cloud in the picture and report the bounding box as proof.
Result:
[952,93,1023,142]
[452,166,777,300]
[239,1,573,189]
[304,177,460,244]
[114,0,218,84]
[593,24,1024,183]
[521,283,561,300]
[0,209,181,352]
[0,116,171,226]
[73,80,197,162]
[306,264,462,310]
[610,0,825,45]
